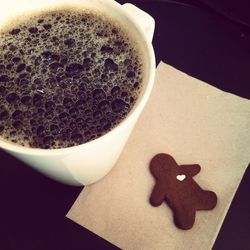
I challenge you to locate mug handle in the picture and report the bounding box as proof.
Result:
[122,3,155,42]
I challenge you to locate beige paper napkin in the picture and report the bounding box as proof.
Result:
[67,62,250,250]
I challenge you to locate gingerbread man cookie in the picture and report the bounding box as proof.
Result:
[149,153,217,230]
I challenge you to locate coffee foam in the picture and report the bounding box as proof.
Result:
[0,7,143,149]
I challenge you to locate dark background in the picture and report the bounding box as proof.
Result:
[0,0,250,249]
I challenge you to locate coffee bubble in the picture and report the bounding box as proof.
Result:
[0,125,4,133]
[0,110,9,120]
[0,75,9,82]
[0,86,6,96]
[21,95,32,105]
[28,27,38,34]
[111,99,128,113]
[6,93,19,103]
[12,110,23,120]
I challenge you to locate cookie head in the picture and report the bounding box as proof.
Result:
[150,153,178,179]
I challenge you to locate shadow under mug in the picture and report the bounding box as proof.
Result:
[0,0,155,186]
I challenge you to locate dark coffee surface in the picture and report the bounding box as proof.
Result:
[0,8,142,149]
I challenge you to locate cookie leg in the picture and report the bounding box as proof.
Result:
[196,191,217,210]
[149,183,165,206]
[173,207,196,230]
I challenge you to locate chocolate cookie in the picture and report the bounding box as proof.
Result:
[149,153,217,230]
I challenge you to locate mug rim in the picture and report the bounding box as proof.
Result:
[0,0,156,155]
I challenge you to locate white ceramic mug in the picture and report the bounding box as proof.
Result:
[0,0,155,186]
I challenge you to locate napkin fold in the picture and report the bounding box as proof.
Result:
[67,62,250,250]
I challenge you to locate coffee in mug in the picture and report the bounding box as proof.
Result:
[0,6,143,149]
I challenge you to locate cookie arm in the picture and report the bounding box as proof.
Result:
[149,183,165,207]
[179,164,201,176]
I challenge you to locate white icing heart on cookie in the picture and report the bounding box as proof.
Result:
[176,174,186,181]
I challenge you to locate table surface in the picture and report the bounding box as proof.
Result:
[0,1,249,249]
